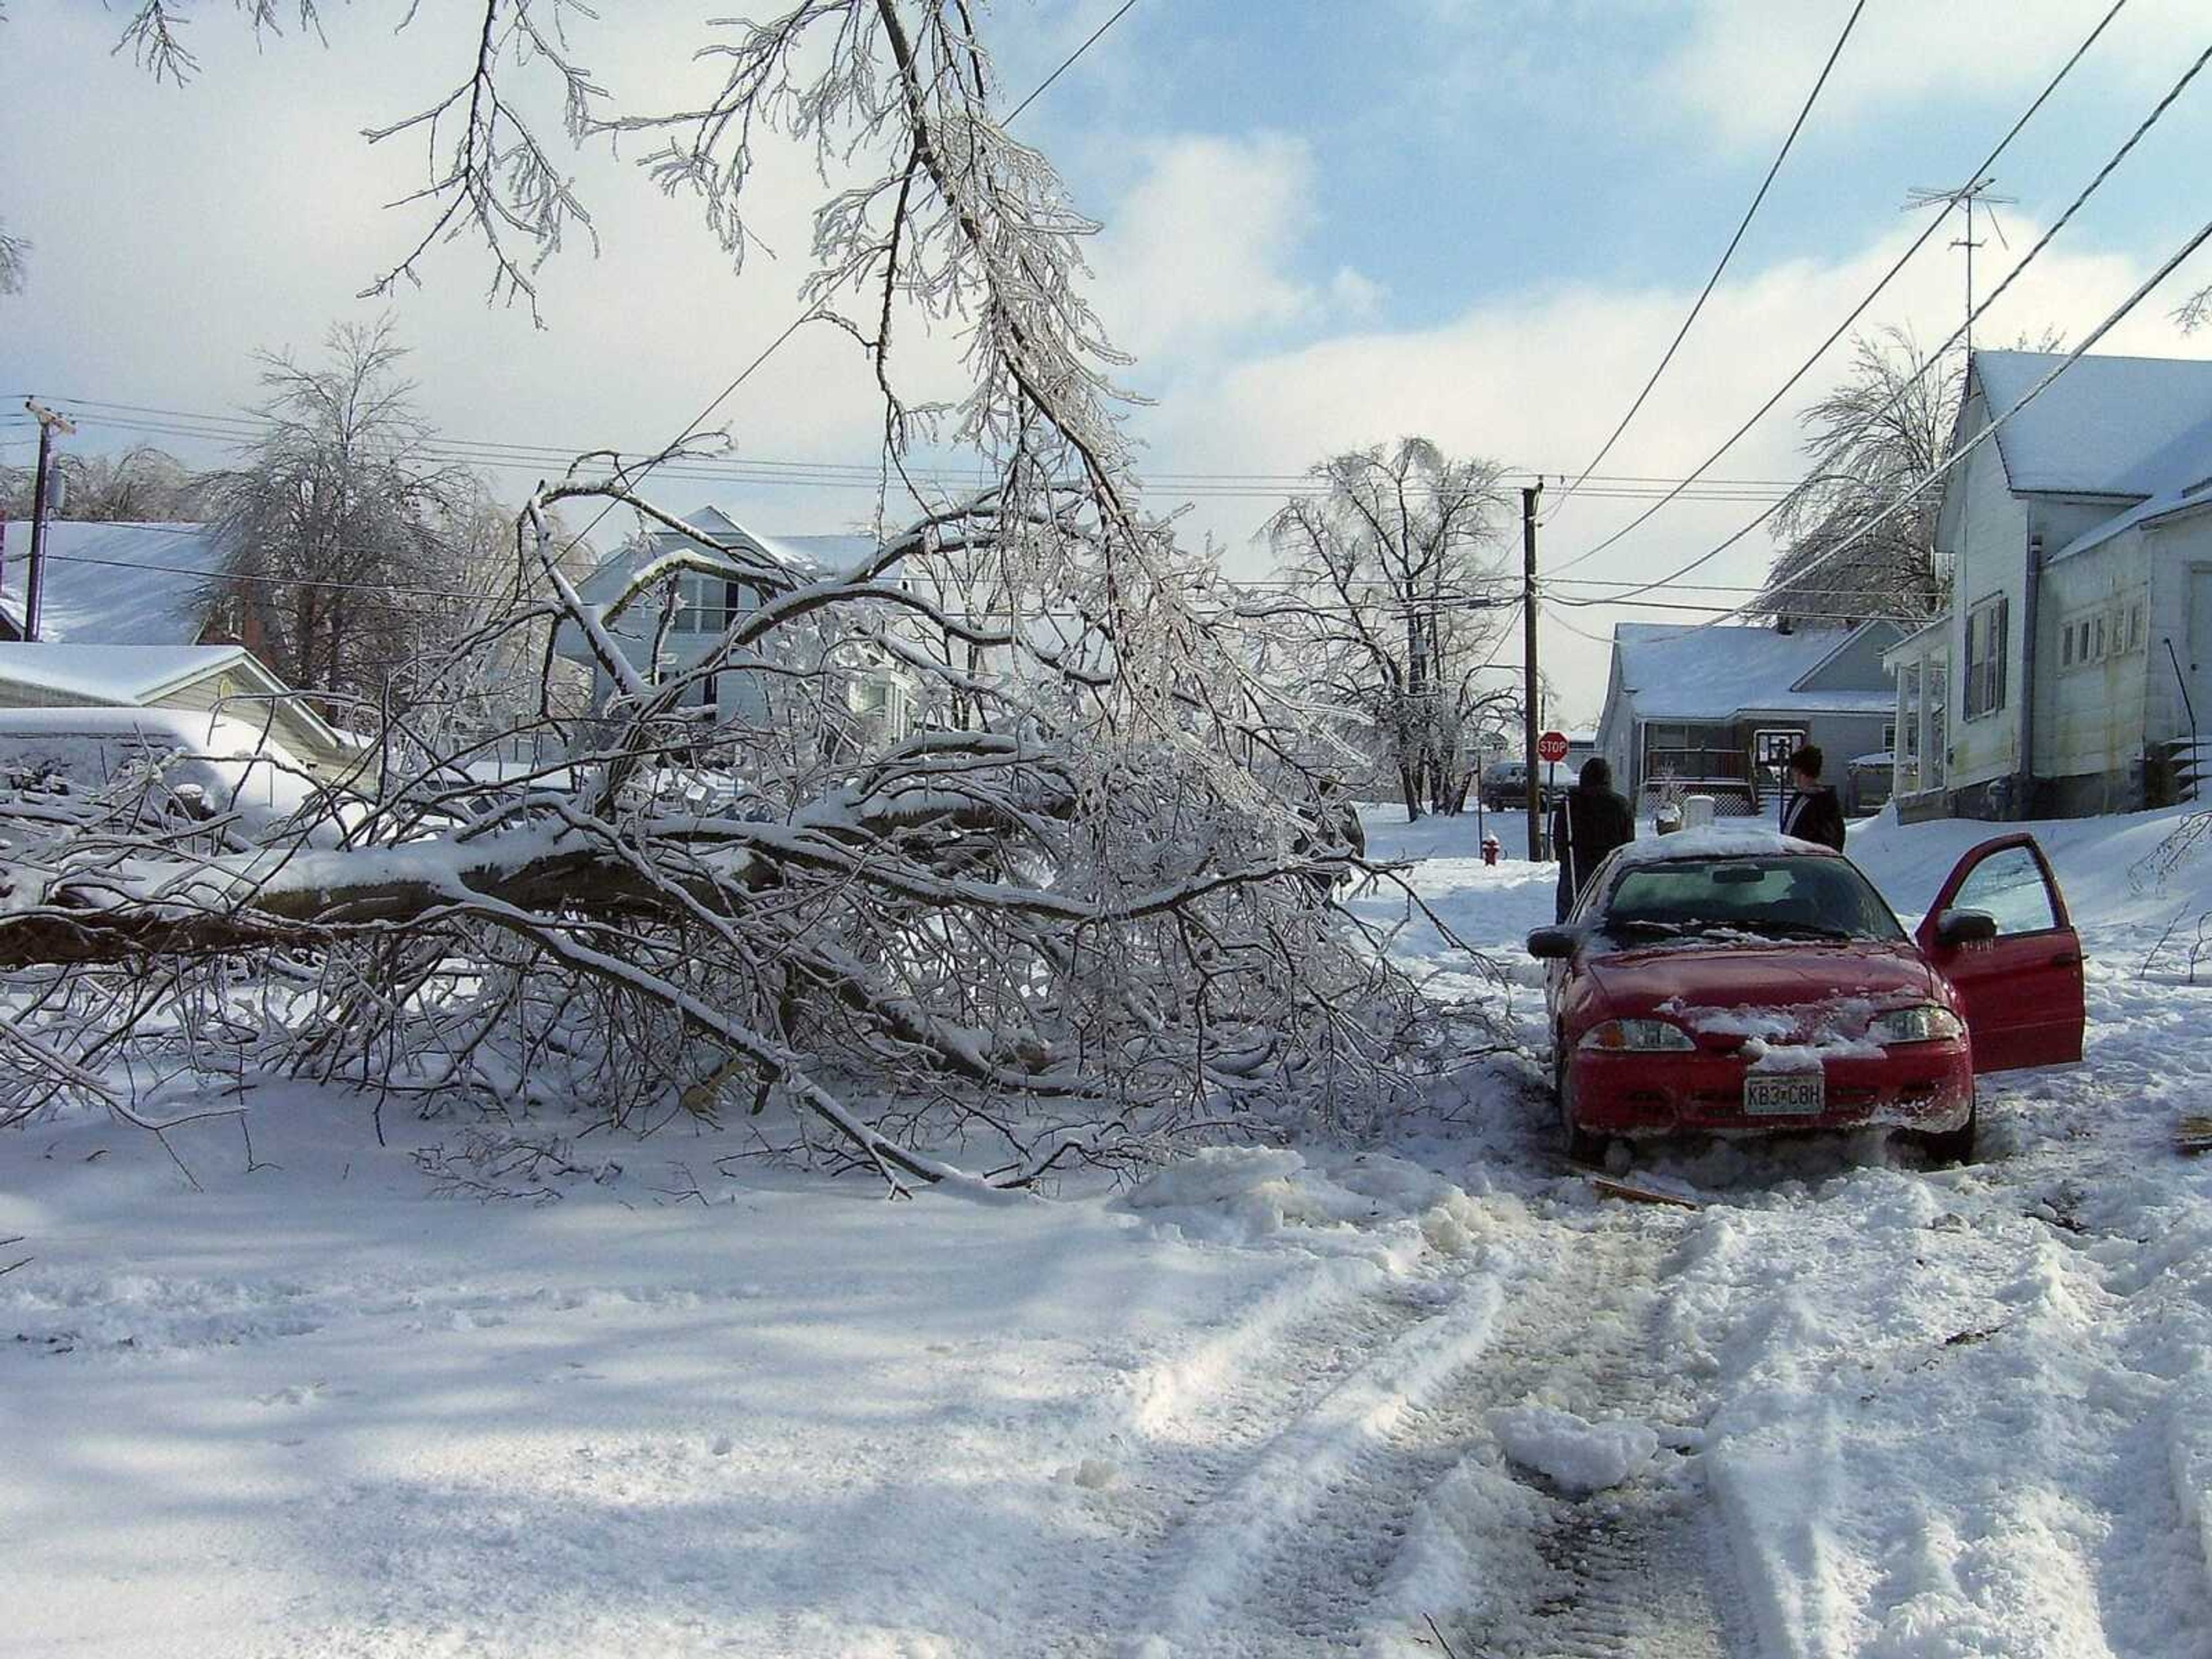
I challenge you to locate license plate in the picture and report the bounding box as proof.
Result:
[1744,1072,1825,1116]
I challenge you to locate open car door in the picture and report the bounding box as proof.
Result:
[1916,833,2085,1073]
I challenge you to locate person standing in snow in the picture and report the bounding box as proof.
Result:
[1780,744,1847,851]
[1551,757,1635,923]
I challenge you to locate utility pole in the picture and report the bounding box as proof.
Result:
[23,398,76,643]
[1522,482,1543,859]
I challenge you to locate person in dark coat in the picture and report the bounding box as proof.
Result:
[1780,743,1847,851]
[1551,756,1635,922]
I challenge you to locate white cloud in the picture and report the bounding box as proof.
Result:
[1328,266,1387,319]
[1656,0,2202,146]
[1089,133,1378,361]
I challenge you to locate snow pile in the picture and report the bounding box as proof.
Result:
[1487,1404,1658,1494]
[1120,1145,1488,1253]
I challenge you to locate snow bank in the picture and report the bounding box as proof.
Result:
[1486,1404,1658,1494]
[1121,1145,1487,1253]
[1850,797,2212,929]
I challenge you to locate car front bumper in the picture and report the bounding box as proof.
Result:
[1566,1044,1973,1138]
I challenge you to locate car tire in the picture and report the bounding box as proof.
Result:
[1911,1095,1978,1166]
[1556,1053,1607,1167]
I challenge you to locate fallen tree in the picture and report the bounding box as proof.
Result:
[1,2,1508,1191]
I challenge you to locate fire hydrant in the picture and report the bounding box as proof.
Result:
[1481,835,1501,868]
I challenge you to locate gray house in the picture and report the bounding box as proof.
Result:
[554,505,916,737]
[1594,619,1904,817]
[1885,349,2212,820]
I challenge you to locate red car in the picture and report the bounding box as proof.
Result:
[1528,830,2085,1164]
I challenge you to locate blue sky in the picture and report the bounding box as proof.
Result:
[4,1,2211,713]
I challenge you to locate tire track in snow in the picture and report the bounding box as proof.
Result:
[1104,1203,1745,1657]
[1046,1249,1465,1657]
[1130,1259,1508,1656]
[1414,1215,1747,1659]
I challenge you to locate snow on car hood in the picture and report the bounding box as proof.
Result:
[1584,942,1940,1036]
[1580,944,1946,1071]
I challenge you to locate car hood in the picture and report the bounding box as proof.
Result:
[1583,940,1939,1017]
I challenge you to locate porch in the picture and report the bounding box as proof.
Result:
[1881,619,1951,819]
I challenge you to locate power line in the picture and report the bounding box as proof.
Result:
[4,537,1539,626]
[1716,207,2212,618]
[9,398,1805,499]
[1546,0,1866,525]
[1005,0,1138,122]
[1567,201,2212,653]
[1555,28,2212,611]
[1543,0,2134,580]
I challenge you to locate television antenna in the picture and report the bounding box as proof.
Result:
[1904,176,2017,353]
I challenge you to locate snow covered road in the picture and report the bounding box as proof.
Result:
[6,803,2212,1655]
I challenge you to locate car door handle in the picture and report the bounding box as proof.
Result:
[2050,952,2081,967]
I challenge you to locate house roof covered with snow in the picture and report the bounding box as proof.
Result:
[1610,622,1902,723]
[577,506,878,597]
[2051,478,2212,565]
[0,520,226,647]
[0,642,268,705]
[1974,350,2212,500]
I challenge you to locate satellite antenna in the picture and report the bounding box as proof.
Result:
[1904,175,2017,353]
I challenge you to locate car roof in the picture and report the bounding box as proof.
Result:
[1603,827,1842,871]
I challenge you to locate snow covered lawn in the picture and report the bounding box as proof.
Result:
[6,800,2212,1655]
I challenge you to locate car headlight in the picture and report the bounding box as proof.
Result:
[1866,1005,1964,1046]
[1578,1018,1695,1052]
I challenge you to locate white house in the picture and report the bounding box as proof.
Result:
[1594,619,1904,817]
[1887,349,2212,820]
[554,506,919,740]
[0,521,359,774]
[0,642,354,775]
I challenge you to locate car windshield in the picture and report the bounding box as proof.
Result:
[1594,855,1904,945]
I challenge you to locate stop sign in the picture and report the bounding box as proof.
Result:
[1538,730,1570,764]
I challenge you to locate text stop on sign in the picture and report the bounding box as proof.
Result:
[1537,731,1569,764]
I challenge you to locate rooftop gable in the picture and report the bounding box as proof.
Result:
[1611,622,1896,722]
[578,506,878,602]
[0,641,259,704]
[1973,349,2212,498]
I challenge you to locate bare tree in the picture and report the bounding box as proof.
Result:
[1758,329,1960,625]
[202,317,469,708]
[1263,440,1516,819]
[57,446,206,521]
[0,221,25,297]
[0,4,1505,1193]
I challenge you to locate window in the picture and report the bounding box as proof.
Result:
[1952,844,2059,935]
[2093,615,2105,660]
[1964,597,2009,719]
[2062,627,2074,668]
[2130,603,2145,652]
[1600,857,1905,944]
[671,573,747,633]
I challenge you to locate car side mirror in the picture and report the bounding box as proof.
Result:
[1933,908,1998,948]
[1526,926,1578,961]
